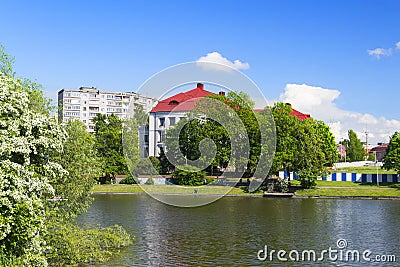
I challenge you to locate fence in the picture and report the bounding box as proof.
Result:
[280,171,399,183]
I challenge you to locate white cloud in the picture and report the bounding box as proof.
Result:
[396,41,400,50]
[278,83,399,144]
[367,48,392,59]
[196,52,250,72]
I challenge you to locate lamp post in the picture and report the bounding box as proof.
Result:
[374,151,379,187]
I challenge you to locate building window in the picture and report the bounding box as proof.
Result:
[83,120,86,123]
[83,107,86,111]
[169,117,176,126]
[144,135,149,143]
[159,118,165,127]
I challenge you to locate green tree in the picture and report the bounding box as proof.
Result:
[51,120,102,218]
[0,46,132,266]
[383,132,400,174]
[0,70,64,266]
[172,165,206,186]
[270,103,299,175]
[270,103,337,188]
[165,91,273,178]
[343,130,365,162]
[134,104,149,126]
[93,114,128,180]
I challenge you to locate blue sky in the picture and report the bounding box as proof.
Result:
[2,0,400,143]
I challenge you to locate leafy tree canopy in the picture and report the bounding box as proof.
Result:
[383,132,400,174]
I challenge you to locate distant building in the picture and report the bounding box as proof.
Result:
[337,144,347,160]
[369,143,389,162]
[147,83,311,157]
[58,87,157,132]
[148,83,213,157]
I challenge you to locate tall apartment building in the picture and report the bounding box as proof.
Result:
[58,87,157,156]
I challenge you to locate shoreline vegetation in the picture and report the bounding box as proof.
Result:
[92,180,400,199]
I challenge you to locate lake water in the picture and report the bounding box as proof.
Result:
[78,194,400,266]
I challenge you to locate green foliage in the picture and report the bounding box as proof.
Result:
[172,165,206,186]
[270,103,337,177]
[149,156,161,173]
[165,91,274,178]
[119,175,137,184]
[297,168,318,188]
[367,153,376,161]
[0,45,15,76]
[134,104,148,126]
[133,157,159,176]
[383,132,400,174]
[158,148,174,174]
[276,178,289,192]
[343,130,366,162]
[44,220,132,266]
[0,69,64,266]
[93,114,128,178]
[145,177,155,185]
[205,177,216,184]
[51,120,102,219]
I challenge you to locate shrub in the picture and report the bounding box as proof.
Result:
[297,169,318,189]
[172,165,206,186]
[134,157,159,176]
[45,220,132,266]
[119,175,137,184]
[145,177,154,185]
[205,178,215,185]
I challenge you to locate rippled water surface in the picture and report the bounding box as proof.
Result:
[78,194,400,266]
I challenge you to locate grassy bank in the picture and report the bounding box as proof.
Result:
[92,184,258,195]
[93,181,400,198]
[293,180,400,197]
[334,166,396,174]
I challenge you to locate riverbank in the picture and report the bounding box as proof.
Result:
[92,181,400,199]
[92,184,259,195]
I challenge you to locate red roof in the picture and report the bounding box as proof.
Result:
[255,105,311,121]
[370,143,388,153]
[150,83,213,113]
[150,85,310,121]
[289,108,311,121]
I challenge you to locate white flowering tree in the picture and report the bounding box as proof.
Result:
[0,72,66,266]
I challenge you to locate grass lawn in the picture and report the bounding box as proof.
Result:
[334,166,397,174]
[92,181,400,198]
[92,184,259,195]
[294,180,400,197]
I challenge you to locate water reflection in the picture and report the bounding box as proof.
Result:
[78,195,400,266]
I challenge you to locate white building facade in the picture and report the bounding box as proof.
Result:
[148,83,213,157]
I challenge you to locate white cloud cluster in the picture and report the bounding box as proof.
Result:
[278,83,400,144]
[368,48,392,59]
[368,40,400,59]
[196,52,250,72]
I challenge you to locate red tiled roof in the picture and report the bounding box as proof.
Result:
[150,85,311,121]
[254,106,311,121]
[370,144,388,153]
[150,83,213,113]
[289,108,311,121]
